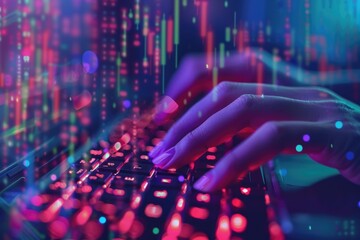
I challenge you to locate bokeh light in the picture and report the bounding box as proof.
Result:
[99,216,107,224]
[82,51,99,74]
[303,134,310,142]
[335,121,343,129]
[295,144,303,152]
[346,151,355,161]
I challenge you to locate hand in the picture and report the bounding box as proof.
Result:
[150,81,360,192]
[152,49,303,124]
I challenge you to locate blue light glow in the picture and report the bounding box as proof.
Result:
[335,121,343,129]
[99,216,106,224]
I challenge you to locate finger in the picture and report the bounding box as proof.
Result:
[154,95,336,169]
[192,121,357,192]
[153,54,254,124]
[150,83,333,157]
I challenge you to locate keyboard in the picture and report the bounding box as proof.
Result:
[6,119,274,240]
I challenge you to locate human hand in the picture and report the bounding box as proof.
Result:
[150,82,360,192]
[152,49,303,124]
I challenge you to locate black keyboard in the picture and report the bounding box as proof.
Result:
[9,123,273,240]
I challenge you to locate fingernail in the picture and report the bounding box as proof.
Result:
[193,172,214,192]
[156,96,179,114]
[152,147,175,166]
[149,142,164,158]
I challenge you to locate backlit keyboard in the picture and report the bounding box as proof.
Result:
[8,122,274,240]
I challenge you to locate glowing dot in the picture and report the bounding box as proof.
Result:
[82,50,99,74]
[206,64,209,69]
[99,216,106,224]
[309,225,312,230]
[335,121,343,129]
[346,151,354,161]
[23,160,30,167]
[296,144,303,152]
[152,227,160,235]
[178,175,185,182]
[67,156,74,164]
[303,134,310,142]
[50,174,57,181]
[358,201,360,208]
[123,99,131,109]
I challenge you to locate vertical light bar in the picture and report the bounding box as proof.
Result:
[272,48,278,85]
[174,0,180,67]
[225,27,231,42]
[121,9,127,58]
[117,54,121,95]
[161,15,166,93]
[200,1,208,38]
[167,18,173,54]
[219,43,225,68]
[134,0,140,29]
[161,15,166,66]
[206,31,214,69]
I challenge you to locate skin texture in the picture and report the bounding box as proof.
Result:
[150,52,360,192]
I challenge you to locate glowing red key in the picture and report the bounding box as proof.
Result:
[131,195,142,209]
[216,215,231,240]
[154,190,168,198]
[230,214,247,233]
[231,198,244,208]
[31,195,43,206]
[189,207,209,220]
[167,213,182,237]
[265,194,271,205]
[119,210,135,233]
[75,205,92,226]
[141,181,149,191]
[113,189,125,196]
[40,198,64,222]
[207,147,217,153]
[176,197,185,211]
[49,198,63,214]
[90,149,102,156]
[161,178,172,183]
[206,155,216,160]
[120,133,131,145]
[144,204,163,218]
[114,142,121,151]
[102,152,110,160]
[196,193,210,203]
[269,222,285,240]
[240,187,251,196]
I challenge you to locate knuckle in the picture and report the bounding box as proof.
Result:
[215,81,233,95]
[260,121,282,143]
[234,94,257,109]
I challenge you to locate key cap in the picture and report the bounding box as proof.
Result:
[87,170,113,185]
[111,174,147,187]
[120,162,153,175]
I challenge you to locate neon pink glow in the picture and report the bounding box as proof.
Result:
[216,215,231,240]
[230,214,247,233]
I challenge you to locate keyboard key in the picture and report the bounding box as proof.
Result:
[111,173,147,187]
[87,170,113,185]
[98,159,123,173]
[120,162,153,175]
[151,175,184,189]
